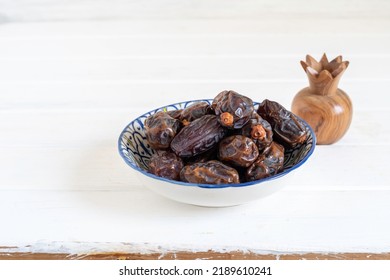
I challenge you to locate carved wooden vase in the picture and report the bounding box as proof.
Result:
[291,54,353,145]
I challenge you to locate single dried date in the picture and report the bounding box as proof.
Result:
[180,160,239,184]
[148,151,184,181]
[166,109,183,119]
[258,99,308,147]
[179,101,212,124]
[144,111,181,149]
[245,142,285,181]
[241,112,273,152]
[218,135,259,168]
[212,90,254,129]
[170,115,227,157]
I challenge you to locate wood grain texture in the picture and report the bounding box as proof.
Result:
[292,54,353,144]
[292,88,353,144]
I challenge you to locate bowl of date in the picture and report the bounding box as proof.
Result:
[118,93,315,207]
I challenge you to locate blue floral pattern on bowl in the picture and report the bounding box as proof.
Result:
[118,99,315,188]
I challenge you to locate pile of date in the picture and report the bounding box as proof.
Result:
[145,90,308,185]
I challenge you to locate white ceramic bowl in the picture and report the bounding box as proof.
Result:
[118,99,315,207]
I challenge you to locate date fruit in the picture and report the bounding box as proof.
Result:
[245,142,285,181]
[218,135,259,168]
[179,101,212,124]
[143,91,309,185]
[166,109,183,119]
[212,90,254,129]
[180,160,240,184]
[170,115,227,157]
[258,99,308,147]
[148,151,184,181]
[184,147,217,165]
[241,112,273,152]
[144,111,181,149]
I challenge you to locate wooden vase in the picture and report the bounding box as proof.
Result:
[291,54,353,145]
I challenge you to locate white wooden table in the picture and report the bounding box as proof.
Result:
[1,0,390,259]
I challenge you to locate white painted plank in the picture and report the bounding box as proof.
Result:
[0,189,389,253]
[0,111,133,148]
[1,34,389,59]
[0,56,387,83]
[0,81,386,112]
[0,146,137,191]
[1,19,389,38]
[1,0,389,22]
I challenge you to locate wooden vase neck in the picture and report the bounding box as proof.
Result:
[302,54,349,96]
[305,67,347,96]
[307,78,340,96]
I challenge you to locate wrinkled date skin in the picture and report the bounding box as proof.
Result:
[143,93,307,185]
[170,115,227,157]
[148,151,184,181]
[218,135,259,168]
[212,90,254,129]
[144,112,181,149]
[258,99,308,147]
[241,112,273,152]
[180,160,240,184]
[245,142,285,181]
[179,102,212,124]
[166,109,183,119]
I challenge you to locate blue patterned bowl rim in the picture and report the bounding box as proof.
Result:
[118,99,316,189]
